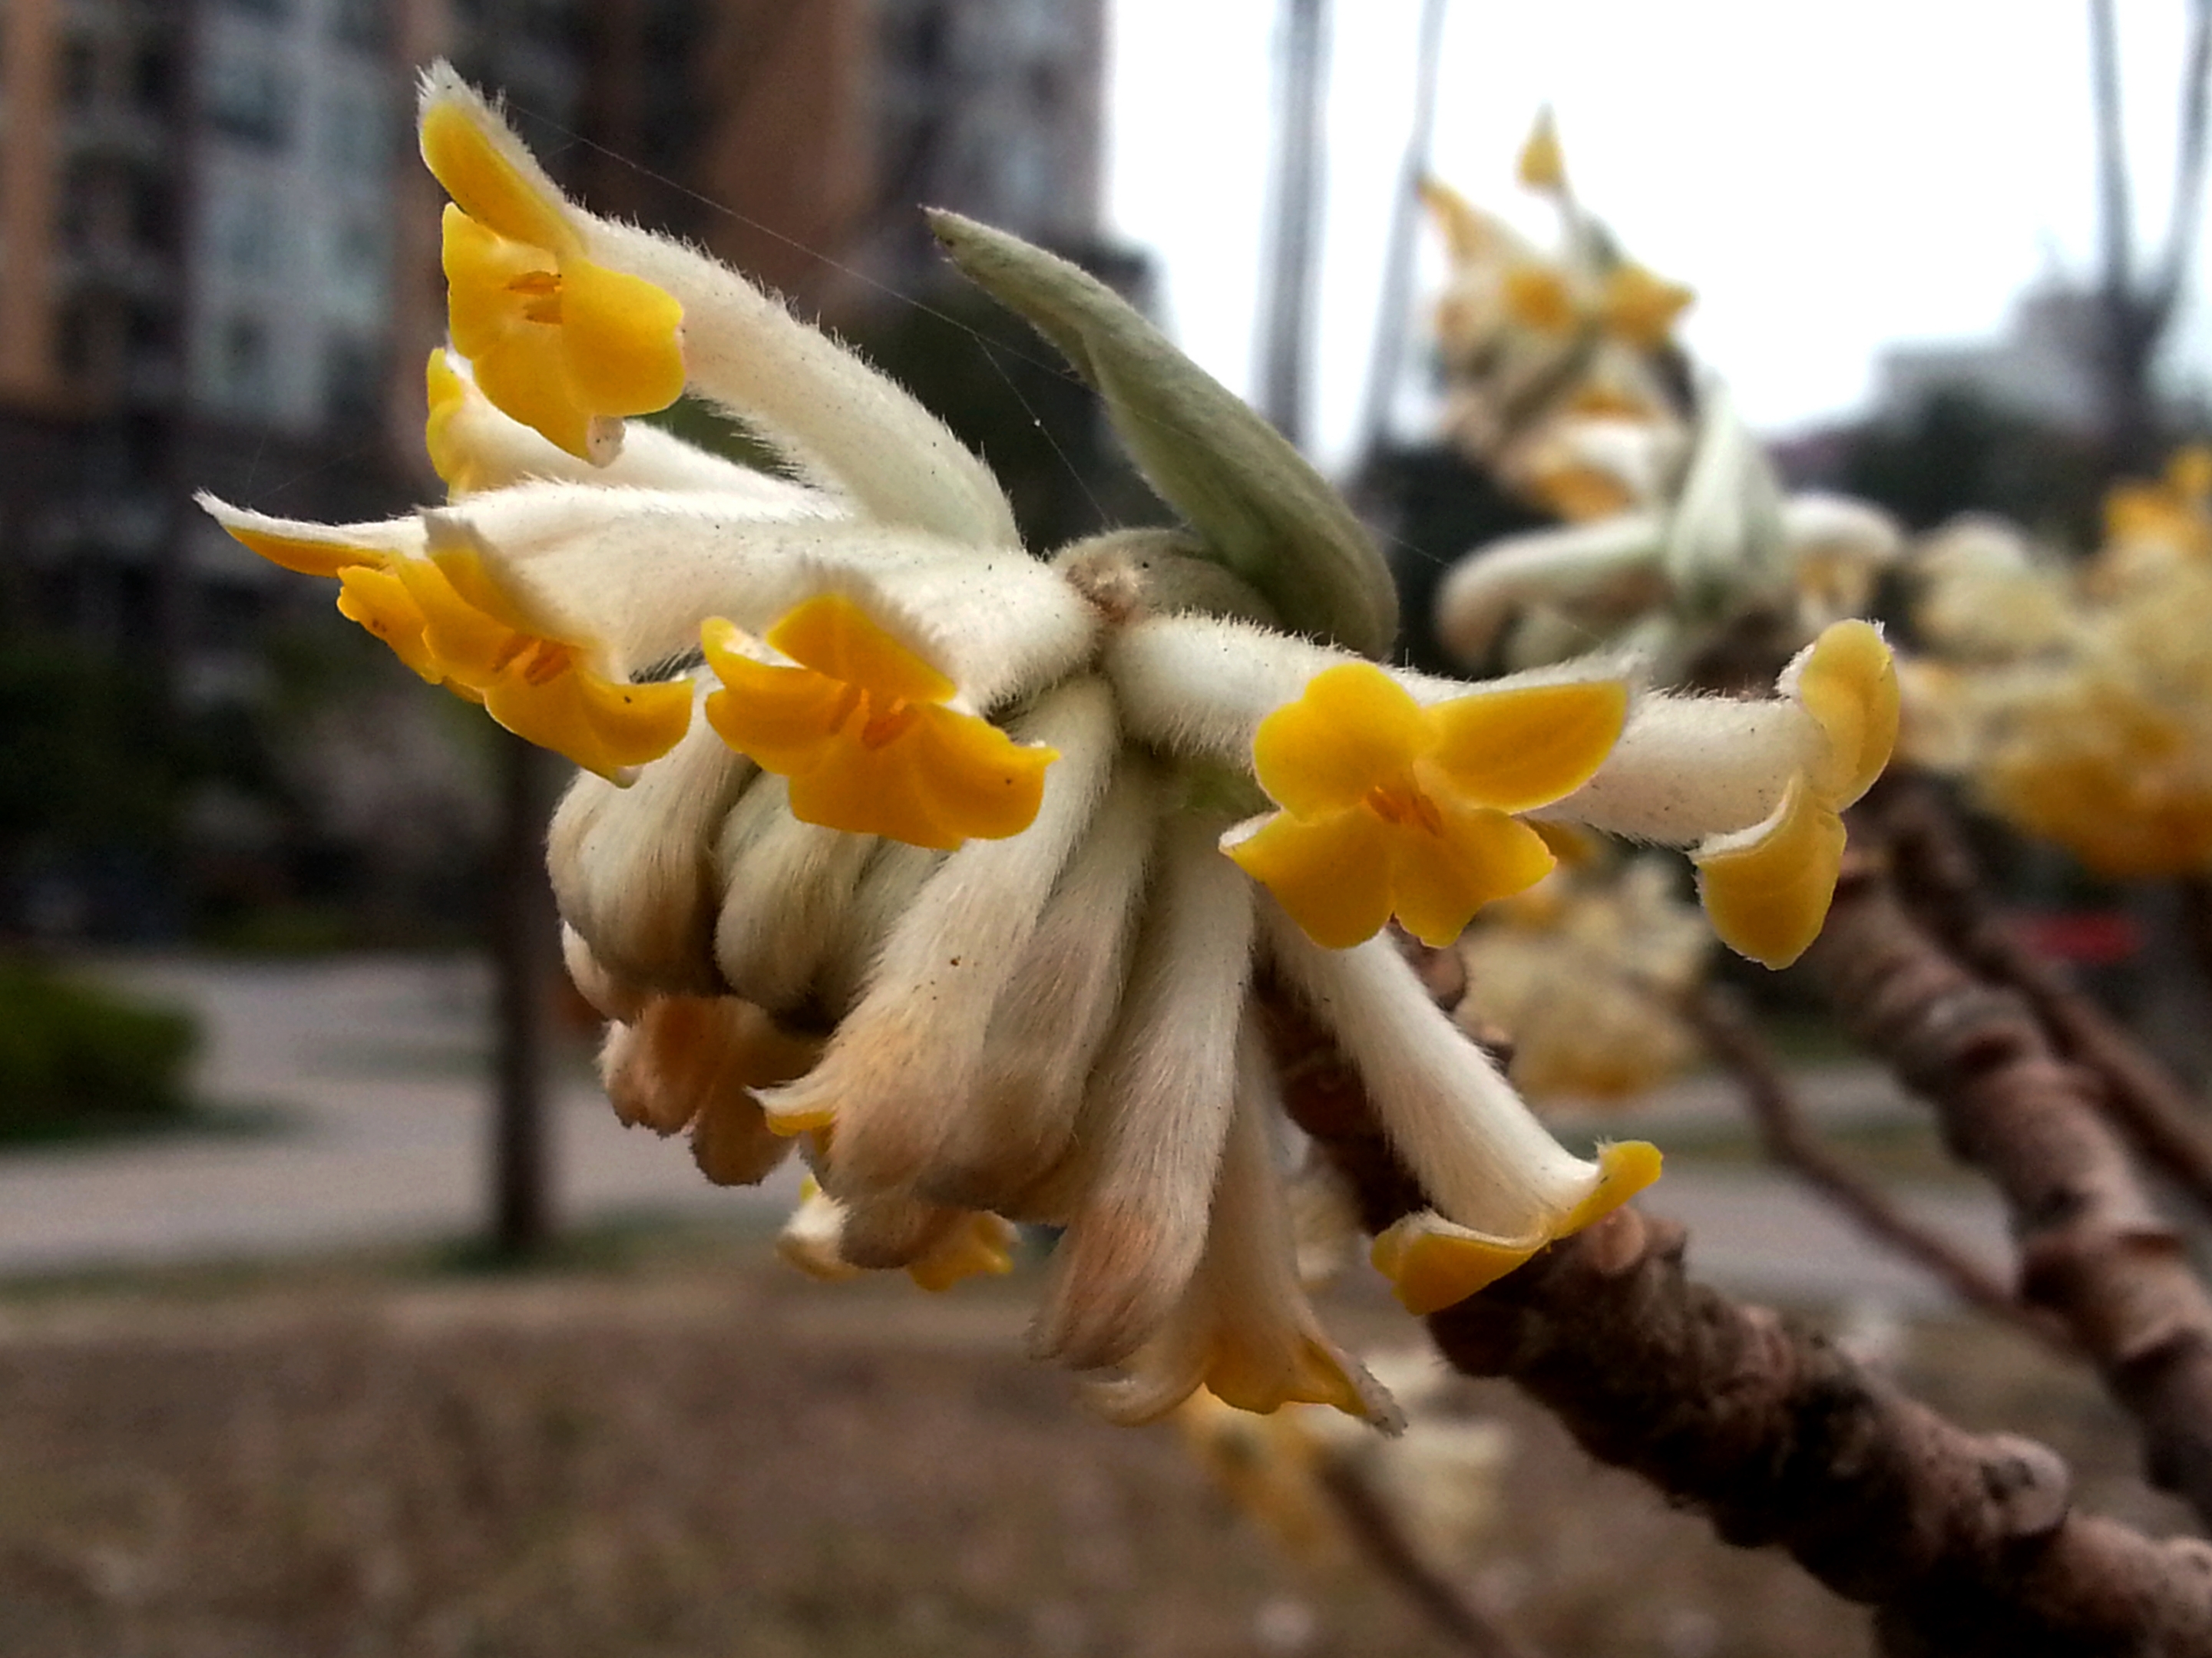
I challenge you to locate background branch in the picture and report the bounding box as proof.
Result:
[1261,976,2212,1656]
[1873,781,2212,1224]
[1683,983,2068,1350]
[1808,828,2212,1529]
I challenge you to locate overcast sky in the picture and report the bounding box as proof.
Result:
[1106,0,2210,471]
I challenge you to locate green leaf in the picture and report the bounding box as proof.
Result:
[929,212,1397,659]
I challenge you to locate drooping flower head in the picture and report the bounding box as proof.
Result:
[196,69,1891,1428]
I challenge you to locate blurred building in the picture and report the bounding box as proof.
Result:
[1873,282,2105,436]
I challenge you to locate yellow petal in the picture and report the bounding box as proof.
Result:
[556,256,686,418]
[1794,619,1899,808]
[335,566,442,683]
[481,660,694,781]
[1421,678,1628,814]
[441,206,594,457]
[219,523,388,580]
[902,704,1059,842]
[1251,662,1428,817]
[906,1212,1020,1293]
[392,555,524,682]
[425,526,558,641]
[1390,803,1557,946]
[1601,263,1695,348]
[1417,175,1499,264]
[1517,107,1567,191]
[765,593,956,707]
[471,332,594,461]
[441,205,549,360]
[1206,1336,1370,1418]
[782,704,1053,850]
[423,348,478,494]
[1557,1140,1663,1234]
[1503,264,1576,333]
[1694,776,1847,969]
[419,97,579,256]
[1225,809,1396,950]
[1371,1212,1540,1316]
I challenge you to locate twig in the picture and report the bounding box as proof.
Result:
[1318,1459,1542,1658]
[1809,835,2212,1531]
[1259,975,2212,1657]
[1876,781,2212,1224]
[1683,983,2068,1352]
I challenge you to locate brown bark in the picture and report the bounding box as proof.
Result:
[1809,841,2212,1531]
[1684,984,2068,1351]
[1876,782,2212,1222]
[1260,979,2212,1656]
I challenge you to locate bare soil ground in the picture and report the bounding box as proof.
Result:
[0,1225,2185,1658]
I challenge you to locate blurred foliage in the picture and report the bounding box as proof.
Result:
[0,639,183,857]
[0,957,198,1139]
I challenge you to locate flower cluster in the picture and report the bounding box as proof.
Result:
[199,70,1893,1425]
[1423,117,1900,682]
[1902,454,2212,877]
[1456,844,1712,1105]
[1425,111,1697,524]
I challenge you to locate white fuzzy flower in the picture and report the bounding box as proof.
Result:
[192,68,1898,1428]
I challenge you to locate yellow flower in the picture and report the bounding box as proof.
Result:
[1694,619,1898,968]
[700,592,1060,851]
[400,530,693,780]
[200,499,693,781]
[421,97,686,459]
[1223,662,1628,950]
[1370,1140,1662,1314]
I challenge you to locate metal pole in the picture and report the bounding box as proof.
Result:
[1351,0,1448,480]
[1255,0,1328,448]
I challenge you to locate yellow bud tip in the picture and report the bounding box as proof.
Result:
[1518,107,1567,191]
[419,94,578,256]
[1559,1140,1662,1235]
[1795,619,1900,808]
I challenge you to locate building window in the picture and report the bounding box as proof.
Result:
[202,45,289,146]
[323,212,389,315]
[320,88,392,179]
[210,186,280,279]
[216,317,271,408]
[330,0,389,51]
[322,335,383,428]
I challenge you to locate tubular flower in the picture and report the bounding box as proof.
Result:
[1222,662,1625,949]
[700,593,1059,850]
[196,66,1873,1431]
[422,91,685,459]
[1435,384,1903,679]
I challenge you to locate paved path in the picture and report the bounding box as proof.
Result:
[0,956,794,1275]
[0,956,2012,1310]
